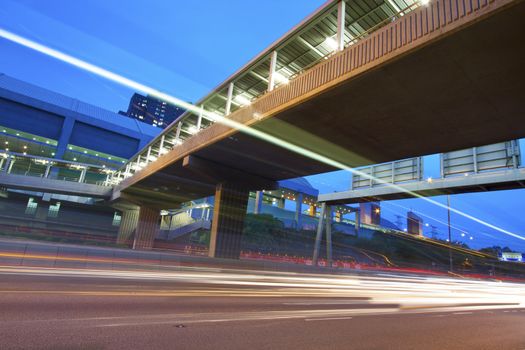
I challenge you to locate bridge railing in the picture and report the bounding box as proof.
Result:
[0,151,115,187]
[253,0,501,115]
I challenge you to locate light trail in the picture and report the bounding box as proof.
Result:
[0,265,524,315]
[1,28,524,243]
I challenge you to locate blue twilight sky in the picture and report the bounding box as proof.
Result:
[0,0,524,252]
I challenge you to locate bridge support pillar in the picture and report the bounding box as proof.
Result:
[209,184,249,259]
[355,209,360,236]
[33,201,49,229]
[313,203,333,267]
[294,193,303,231]
[133,206,161,250]
[254,191,263,214]
[117,208,140,246]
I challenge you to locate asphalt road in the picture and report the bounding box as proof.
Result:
[0,266,524,350]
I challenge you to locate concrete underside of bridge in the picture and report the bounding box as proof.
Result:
[250,0,525,172]
[115,0,524,257]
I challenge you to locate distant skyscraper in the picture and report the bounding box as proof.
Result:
[122,93,185,129]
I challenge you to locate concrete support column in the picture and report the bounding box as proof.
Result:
[294,193,303,231]
[254,191,263,214]
[355,210,360,236]
[133,206,161,250]
[33,202,49,229]
[313,204,334,266]
[312,203,326,266]
[209,184,249,259]
[201,197,209,220]
[35,204,48,220]
[325,206,333,268]
[277,198,285,209]
[117,208,140,245]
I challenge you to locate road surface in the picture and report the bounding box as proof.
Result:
[0,265,524,350]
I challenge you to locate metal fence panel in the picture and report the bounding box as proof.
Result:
[442,140,520,177]
[352,157,422,189]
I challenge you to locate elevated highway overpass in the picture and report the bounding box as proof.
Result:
[107,0,525,257]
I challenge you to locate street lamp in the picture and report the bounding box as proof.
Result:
[447,195,453,272]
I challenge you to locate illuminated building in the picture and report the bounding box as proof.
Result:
[122,93,185,129]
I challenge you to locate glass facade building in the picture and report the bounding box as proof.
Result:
[122,93,185,129]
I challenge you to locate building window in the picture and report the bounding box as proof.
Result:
[25,197,38,215]
[112,212,122,226]
[48,202,61,218]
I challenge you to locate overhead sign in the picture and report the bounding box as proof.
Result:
[442,140,520,177]
[352,158,422,189]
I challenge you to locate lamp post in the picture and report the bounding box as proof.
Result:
[447,194,453,272]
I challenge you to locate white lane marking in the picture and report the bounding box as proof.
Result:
[96,308,399,328]
[453,312,473,315]
[305,317,353,322]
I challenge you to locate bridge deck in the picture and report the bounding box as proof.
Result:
[0,173,112,199]
[318,168,525,204]
[117,0,525,204]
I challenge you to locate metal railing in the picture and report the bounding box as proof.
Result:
[0,151,115,187]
